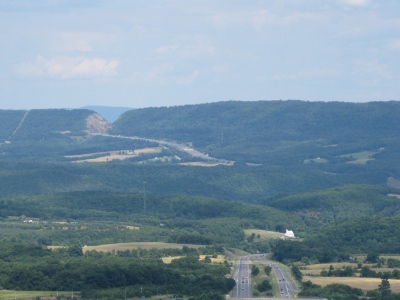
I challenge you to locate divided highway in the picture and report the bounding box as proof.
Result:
[232,255,299,299]
[232,256,252,298]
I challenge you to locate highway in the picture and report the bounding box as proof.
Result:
[91,133,234,164]
[251,255,299,298]
[232,254,299,299]
[232,256,252,298]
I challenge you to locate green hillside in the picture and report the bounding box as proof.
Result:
[110,100,400,165]
[267,185,400,224]
[9,109,93,141]
[0,110,27,141]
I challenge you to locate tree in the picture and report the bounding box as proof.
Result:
[365,253,380,263]
[257,280,272,292]
[67,245,83,257]
[251,265,260,276]
[378,275,391,298]
[291,265,303,281]
[264,266,272,276]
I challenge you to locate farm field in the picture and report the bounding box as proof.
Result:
[161,254,226,264]
[244,229,284,240]
[66,147,162,163]
[304,157,328,164]
[341,150,380,164]
[0,290,74,300]
[82,241,203,253]
[302,262,361,276]
[303,276,400,293]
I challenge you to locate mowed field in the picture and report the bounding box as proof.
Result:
[161,254,226,264]
[244,229,284,240]
[82,242,203,253]
[303,276,400,293]
[0,290,74,300]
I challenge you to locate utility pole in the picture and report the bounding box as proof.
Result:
[143,181,146,214]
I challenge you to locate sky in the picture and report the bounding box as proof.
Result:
[0,0,399,109]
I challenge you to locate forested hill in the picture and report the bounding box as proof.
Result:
[0,109,109,142]
[267,184,400,224]
[110,100,400,164]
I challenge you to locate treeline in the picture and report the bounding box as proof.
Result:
[267,185,400,224]
[0,241,234,299]
[0,190,304,246]
[272,216,400,263]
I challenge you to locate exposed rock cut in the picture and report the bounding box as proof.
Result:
[86,113,112,134]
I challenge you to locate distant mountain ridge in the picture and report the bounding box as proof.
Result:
[110,100,400,164]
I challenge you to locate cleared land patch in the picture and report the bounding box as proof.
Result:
[162,255,225,264]
[303,276,400,293]
[179,161,233,167]
[244,229,284,241]
[304,157,328,164]
[0,290,73,300]
[341,150,380,164]
[66,147,162,163]
[82,242,203,253]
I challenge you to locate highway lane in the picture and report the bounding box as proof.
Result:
[232,256,252,298]
[251,254,299,298]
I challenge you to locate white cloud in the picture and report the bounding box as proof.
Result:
[154,45,180,54]
[261,68,338,81]
[338,0,371,7]
[154,39,215,58]
[16,55,120,79]
[210,9,326,29]
[354,59,391,80]
[386,39,400,51]
[51,32,118,53]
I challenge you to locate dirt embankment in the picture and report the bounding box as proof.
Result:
[85,113,112,134]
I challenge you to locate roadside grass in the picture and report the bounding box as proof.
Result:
[82,242,203,253]
[0,290,73,300]
[250,261,275,297]
[303,276,400,293]
[244,229,283,241]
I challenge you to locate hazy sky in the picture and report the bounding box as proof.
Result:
[1,0,399,109]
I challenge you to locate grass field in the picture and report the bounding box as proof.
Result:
[0,290,74,300]
[244,229,284,240]
[82,242,203,253]
[304,157,328,164]
[341,150,378,164]
[161,254,226,264]
[303,276,400,293]
[67,147,162,163]
[302,262,361,276]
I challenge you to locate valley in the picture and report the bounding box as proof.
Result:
[1,101,400,299]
